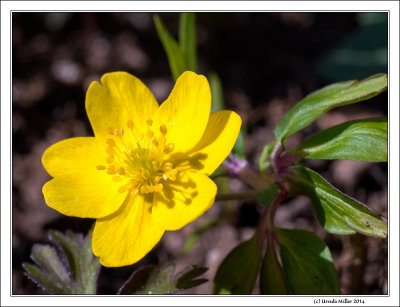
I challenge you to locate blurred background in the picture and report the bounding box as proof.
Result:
[12,12,388,295]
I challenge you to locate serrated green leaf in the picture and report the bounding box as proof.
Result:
[23,229,100,294]
[49,230,100,294]
[118,264,208,295]
[274,74,387,142]
[295,118,387,161]
[258,140,275,171]
[256,183,279,207]
[23,262,72,294]
[260,240,288,294]
[179,13,197,72]
[276,228,340,294]
[31,244,72,285]
[213,233,262,294]
[290,166,387,237]
[209,72,225,112]
[154,14,186,80]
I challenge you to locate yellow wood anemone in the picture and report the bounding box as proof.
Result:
[42,71,241,267]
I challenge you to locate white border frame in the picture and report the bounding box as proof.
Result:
[2,1,399,306]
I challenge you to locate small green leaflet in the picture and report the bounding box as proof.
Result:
[276,228,340,294]
[213,232,262,294]
[274,74,387,142]
[295,118,387,161]
[260,240,288,294]
[258,140,275,171]
[290,166,387,238]
[153,14,187,80]
[179,13,198,72]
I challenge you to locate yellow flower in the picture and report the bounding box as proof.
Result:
[42,71,241,267]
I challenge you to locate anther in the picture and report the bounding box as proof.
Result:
[107,127,114,135]
[163,143,174,154]
[106,139,115,147]
[126,120,134,129]
[107,165,116,174]
[105,155,114,164]
[105,146,113,154]
[131,189,139,196]
[115,128,124,137]
[118,185,127,193]
[164,162,173,170]
[151,138,159,146]
[118,167,126,175]
[154,176,161,183]
[96,165,106,170]
[146,119,153,127]
[154,183,163,192]
[160,124,167,135]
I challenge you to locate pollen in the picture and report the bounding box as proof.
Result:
[97,119,178,195]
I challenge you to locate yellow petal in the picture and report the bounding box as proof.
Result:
[153,71,211,154]
[92,194,164,267]
[152,171,217,231]
[173,110,242,175]
[86,72,159,139]
[43,172,127,219]
[42,137,105,177]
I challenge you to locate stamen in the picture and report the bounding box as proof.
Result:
[151,138,159,147]
[160,124,167,135]
[126,120,134,129]
[105,146,113,154]
[147,130,154,138]
[154,183,163,192]
[106,139,115,147]
[115,128,124,137]
[107,165,116,175]
[163,143,174,154]
[102,124,178,195]
[106,155,114,164]
[118,185,127,193]
[158,135,166,145]
[107,127,114,135]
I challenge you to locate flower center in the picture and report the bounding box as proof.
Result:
[96,119,177,195]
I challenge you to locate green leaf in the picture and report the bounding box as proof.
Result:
[274,74,387,142]
[295,118,387,161]
[118,264,208,295]
[256,183,279,207]
[23,245,73,294]
[208,72,225,112]
[290,166,388,237]
[23,229,100,294]
[276,228,340,294]
[258,140,275,171]
[260,240,288,294]
[213,233,262,294]
[154,14,186,80]
[179,13,197,72]
[232,127,246,158]
[49,230,100,294]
